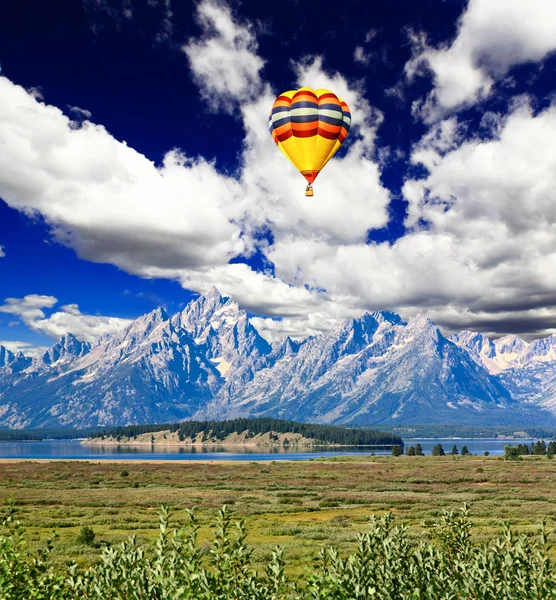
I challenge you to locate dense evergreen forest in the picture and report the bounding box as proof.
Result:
[0,428,101,441]
[97,418,403,446]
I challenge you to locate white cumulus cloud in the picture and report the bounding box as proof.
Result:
[0,295,131,341]
[183,0,264,112]
[406,0,556,119]
[0,340,49,359]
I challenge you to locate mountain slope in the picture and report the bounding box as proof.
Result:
[200,313,521,426]
[452,331,556,414]
[0,308,221,427]
[1,289,555,428]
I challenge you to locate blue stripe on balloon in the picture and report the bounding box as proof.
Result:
[272,106,291,114]
[318,103,343,112]
[318,115,343,126]
[273,116,292,128]
[290,114,319,123]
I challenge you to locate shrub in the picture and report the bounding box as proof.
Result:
[1,504,555,599]
[119,470,129,477]
[461,445,470,455]
[76,526,96,546]
[484,451,489,456]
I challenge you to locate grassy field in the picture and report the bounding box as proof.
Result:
[1,455,555,573]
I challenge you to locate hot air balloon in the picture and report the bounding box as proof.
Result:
[268,87,351,197]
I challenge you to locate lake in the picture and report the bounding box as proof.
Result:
[0,438,545,460]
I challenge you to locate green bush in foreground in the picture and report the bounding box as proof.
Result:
[1,505,555,599]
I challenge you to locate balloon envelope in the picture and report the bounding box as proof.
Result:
[268,87,351,188]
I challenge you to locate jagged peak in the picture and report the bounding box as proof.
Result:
[494,334,528,353]
[0,344,15,367]
[128,306,169,328]
[452,330,486,342]
[365,310,405,325]
[40,331,92,365]
[407,313,437,329]
[204,285,225,302]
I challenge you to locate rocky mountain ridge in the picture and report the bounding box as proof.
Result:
[1,287,555,428]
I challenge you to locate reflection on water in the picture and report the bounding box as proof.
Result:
[0,438,547,460]
[0,440,392,461]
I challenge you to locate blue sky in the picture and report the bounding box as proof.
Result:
[1,0,556,356]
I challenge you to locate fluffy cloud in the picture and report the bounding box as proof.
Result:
[0,75,247,275]
[183,0,264,112]
[259,98,556,339]
[406,0,556,119]
[0,0,391,335]
[0,295,58,324]
[0,245,5,257]
[3,0,556,341]
[0,340,49,359]
[0,295,131,341]
[399,100,556,335]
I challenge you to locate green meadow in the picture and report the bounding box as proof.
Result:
[1,454,555,572]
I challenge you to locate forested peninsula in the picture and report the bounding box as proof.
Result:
[85,418,403,448]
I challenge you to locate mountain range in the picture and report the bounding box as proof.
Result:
[1,287,555,428]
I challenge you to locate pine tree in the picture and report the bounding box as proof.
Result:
[415,443,425,456]
[505,446,520,460]
[432,444,445,456]
[451,445,459,455]
[534,440,547,455]
[391,445,403,457]
[406,446,416,456]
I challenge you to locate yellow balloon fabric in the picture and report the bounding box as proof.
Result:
[268,87,351,186]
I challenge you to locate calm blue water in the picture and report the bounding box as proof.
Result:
[0,438,544,460]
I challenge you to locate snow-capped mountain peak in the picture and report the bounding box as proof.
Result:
[1,289,555,428]
[494,334,528,356]
[0,345,15,368]
[40,333,91,366]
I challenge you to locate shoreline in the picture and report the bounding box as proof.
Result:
[81,441,395,448]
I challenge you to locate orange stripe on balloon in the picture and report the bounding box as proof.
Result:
[317,121,341,134]
[291,121,318,132]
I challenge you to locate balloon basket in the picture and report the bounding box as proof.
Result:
[305,185,314,197]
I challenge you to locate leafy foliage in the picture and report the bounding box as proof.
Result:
[76,527,96,547]
[1,504,555,599]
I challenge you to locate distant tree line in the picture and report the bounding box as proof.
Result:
[0,428,101,441]
[100,418,403,447]
[393,444,475,456]
[505,441,556,460]
[366,424,556,440]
